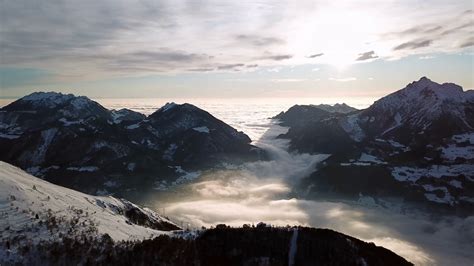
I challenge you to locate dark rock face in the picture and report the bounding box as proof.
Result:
[0,92,263,194]
[25,227,412,266]
[276,78,474,209]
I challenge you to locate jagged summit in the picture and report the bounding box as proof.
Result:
[382,77,468,105]
[310,103,357,113]
[156,102,178,113]
[4,91,109,121]
[16,91,100,110]
[21,91,75,102]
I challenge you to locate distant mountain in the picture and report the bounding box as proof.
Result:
[273,103,357,127]
[277,77,474,209]
[0,92,263,194]
[312,103,358,113]
[0,164,412,265]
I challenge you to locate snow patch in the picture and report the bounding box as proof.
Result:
[21,92,74,108]
[452,133,474,144]
[163,143,178,161]
[358,153,386,164]
[388,139,411,152]
[193,126,210,133]
[159,102,177,112]
[126,123,140,130]
[127,162,136,171]
[392,164,474,183]
[29,128,57,165]
[340,113,365,142]
[448,180,462,189]
[439,145,474,161]
[288,228,298,266]
[59,118,83,126]
[381,112,402,135]
[66,166,99,172]
[0,133,20,139]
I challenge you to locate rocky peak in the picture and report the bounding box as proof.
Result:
[402,76,464,101]
[311,103,357,113]
[3,92,110,120]
[353,78,474,143]
[19,92,76,108]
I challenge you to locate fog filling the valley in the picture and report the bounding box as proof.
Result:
[99,99,473,266]
[144,123,473,265]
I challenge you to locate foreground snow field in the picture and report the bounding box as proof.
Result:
[0,161,179,262]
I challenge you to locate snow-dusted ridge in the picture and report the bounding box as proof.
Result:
[351,76,474,142]
[0,161,179,247]
[0,91,261,194]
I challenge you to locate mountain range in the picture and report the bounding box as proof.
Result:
[1,77,472,264]
[276,77,474,211]
[0,92,263,195]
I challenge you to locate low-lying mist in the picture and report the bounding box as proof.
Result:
[143,123,473,265]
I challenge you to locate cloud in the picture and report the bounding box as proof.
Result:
[307,53,324,58]
[217,63,246,70]
[459,39,474,48]
[419,55,435,60]
[394,40,432,50]
[100,50,213,73]
[187,68,215,72]
[235,34,285,47]
[270,78,306,83]
[311,68,320,72]
[439,22,472,36]
[356,51,378,61]
[0,0,472,81]
[116,50,207,64]
[397,25,442,36]
[329,77,357,82]
[259,54,293,61]
[267,67,281,73]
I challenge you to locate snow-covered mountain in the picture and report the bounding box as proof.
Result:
[277,77,474,208]
[348,77,474,144]
[0,161,179,262]
[0,92,263,194]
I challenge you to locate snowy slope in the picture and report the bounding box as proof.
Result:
[0,161,179,248]
[349,77,474,143]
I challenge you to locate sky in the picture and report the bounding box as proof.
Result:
[0,0,473,98]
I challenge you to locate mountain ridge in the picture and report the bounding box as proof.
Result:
[0,92,263,195]
[276,77,474,208]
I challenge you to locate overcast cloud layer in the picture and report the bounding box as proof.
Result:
[1,1,472,76]
[0,0,473,97]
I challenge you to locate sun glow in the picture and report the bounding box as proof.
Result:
[286,4,383,69]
